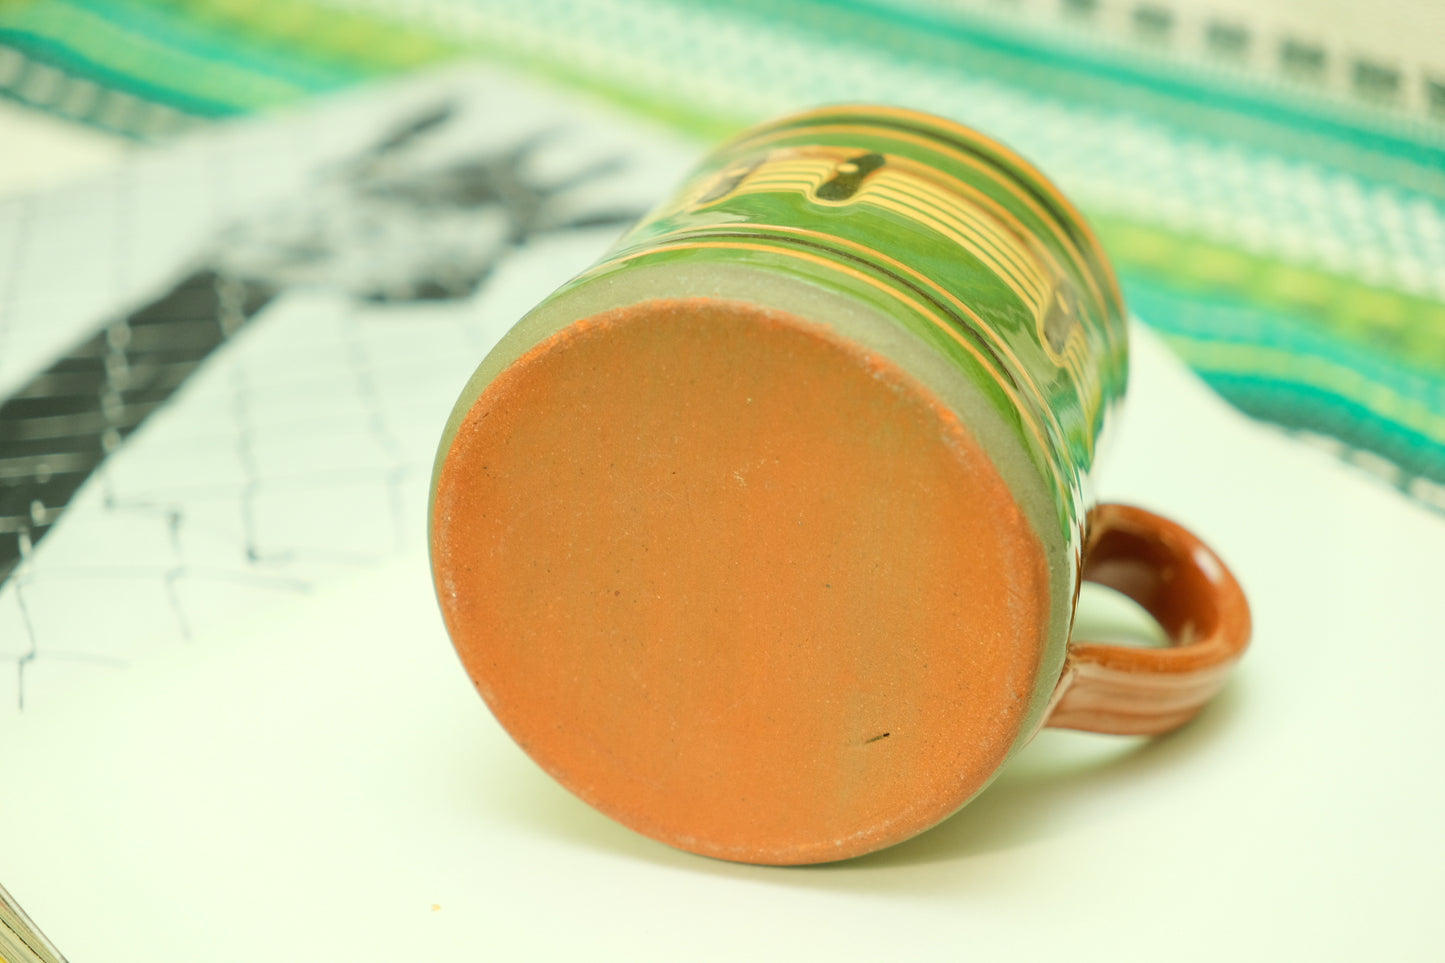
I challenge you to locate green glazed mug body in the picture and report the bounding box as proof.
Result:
[430,106,1245,865]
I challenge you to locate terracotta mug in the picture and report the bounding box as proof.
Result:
[429,106,1250,865]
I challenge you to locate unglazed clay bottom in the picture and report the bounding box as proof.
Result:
[431,297,1052,864]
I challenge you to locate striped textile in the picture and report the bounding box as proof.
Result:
[3,0,1444,509]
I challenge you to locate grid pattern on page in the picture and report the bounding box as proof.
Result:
[0,66,696,714]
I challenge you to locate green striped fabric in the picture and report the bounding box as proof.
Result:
[4,0,1444,509]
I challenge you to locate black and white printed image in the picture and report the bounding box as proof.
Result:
[0,70,693,712]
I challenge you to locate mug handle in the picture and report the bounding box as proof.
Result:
[1045,503,1252,735]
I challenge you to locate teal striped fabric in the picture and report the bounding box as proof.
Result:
[3,0,1444,510]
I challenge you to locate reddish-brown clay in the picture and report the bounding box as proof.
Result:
[1045,504,1252,735]
[431,297,1053,864]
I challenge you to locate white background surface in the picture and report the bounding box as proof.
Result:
[0,100,129,201]
[0,325,1441,961]
[0,63,1442,962]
